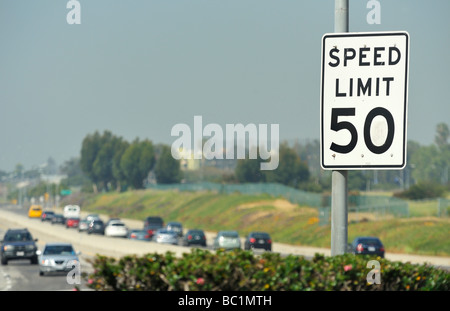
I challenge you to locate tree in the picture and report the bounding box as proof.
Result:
[112,139,130,191]
[120,139,155,189]
[80,131,102,192]
[264,143,310,187]
[435,122,449,148]
[154,145,182,184]
[235,158,266,183]
[60,157,91,188]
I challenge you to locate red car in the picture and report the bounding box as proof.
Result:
[66,217,80,229]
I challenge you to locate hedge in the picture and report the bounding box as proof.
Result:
[81,248,449,291]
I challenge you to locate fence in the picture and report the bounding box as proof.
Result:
[146,182,411,224]
[438,198,450,217]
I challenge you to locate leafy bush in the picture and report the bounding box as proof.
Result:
[394,181,446,200]
[83,249,449,291]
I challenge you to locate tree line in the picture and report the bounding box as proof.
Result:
[79,131,181,193]
[3,122,448,198]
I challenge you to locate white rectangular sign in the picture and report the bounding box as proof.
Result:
[320,31,409,170]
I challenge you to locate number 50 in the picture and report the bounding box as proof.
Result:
[330,107,395,154]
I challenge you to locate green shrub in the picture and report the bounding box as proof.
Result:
[83,249,449,291]
[394,181,446,200]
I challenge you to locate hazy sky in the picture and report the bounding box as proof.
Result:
[0,0,449,172]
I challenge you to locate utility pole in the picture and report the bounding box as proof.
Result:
[331,0,349,256]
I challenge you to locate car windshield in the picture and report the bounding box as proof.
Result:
[5,232,33,242]
[357,238,381,245]
[43,245,75,255]
[159,230,174,235]
[220,232,238,238]
[189,230,204,235]
[251,233,270,239]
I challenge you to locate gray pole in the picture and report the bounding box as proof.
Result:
[331,0,349,256]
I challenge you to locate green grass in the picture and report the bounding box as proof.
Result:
[70,189,450,257]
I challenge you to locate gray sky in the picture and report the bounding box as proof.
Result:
[0,0,449,172]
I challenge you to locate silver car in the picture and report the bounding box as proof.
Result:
[38,243,80,276]
[153,229,178,245]
[213,231,241,250]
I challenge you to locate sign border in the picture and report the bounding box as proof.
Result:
[320,31,409,170]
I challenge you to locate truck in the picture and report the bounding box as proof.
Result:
[63,204,81,220]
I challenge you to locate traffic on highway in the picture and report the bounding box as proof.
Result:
[1,203,449,291]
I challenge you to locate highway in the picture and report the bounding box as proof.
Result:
[1,204,449,291]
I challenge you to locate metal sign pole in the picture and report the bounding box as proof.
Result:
[331,0,349,256]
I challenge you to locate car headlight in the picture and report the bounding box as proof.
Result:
[25,244,35,251]
[3,245,14,251]
[41,259,51,265]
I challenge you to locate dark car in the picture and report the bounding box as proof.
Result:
[181,229,207,247]
[128,229,151,241]
[143,216,164,238]
[349,237,385,258]
[41,211,55,222]
[166,221,183,238]
[66,217,80,229]
[51,214,65,225]
[244,232,272,251]
[1,228,39,265]
[88,219,105,235]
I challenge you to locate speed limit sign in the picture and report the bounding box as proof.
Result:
[320,31,409,170]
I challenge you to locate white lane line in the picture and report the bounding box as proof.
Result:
[0,271,12,291]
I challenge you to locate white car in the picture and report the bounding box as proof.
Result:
[153,229,178,245]
[104,220,128,238]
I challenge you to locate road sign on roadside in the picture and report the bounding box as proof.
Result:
[320,31,409,170]
[60,189,72,196]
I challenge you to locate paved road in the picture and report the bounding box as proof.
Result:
[1,205,449,290]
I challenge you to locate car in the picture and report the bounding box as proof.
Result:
[143,216,164,239]
[104,220,128,238]
[78,218,91,232]
[153,229,178,245]
[66,217,80,229]
[244,232,272,251]
[166,221,183,238]
[128,229,151,241]
[105,217,121,227]
[88,219,105,235]
[51,214,65,225]
[38,243,80,276]
[41,210,55,222]
[1,228,39,265]
[349,237,385,258]
[86,214,101,223]
[181,229,207,247]
[213,231,241,250]
[28,205,43,218]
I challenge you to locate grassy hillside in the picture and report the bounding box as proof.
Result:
[64,189,450,257]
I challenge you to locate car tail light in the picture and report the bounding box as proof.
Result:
[356,243,364,252]
[131,233,136,238]
[145,234,150,239]
[249,238,256,243]
[380,247,385,252]
[187,235,192,240]
[267,239,272,244]
[147,229,154,235]
[202,235,206,240]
